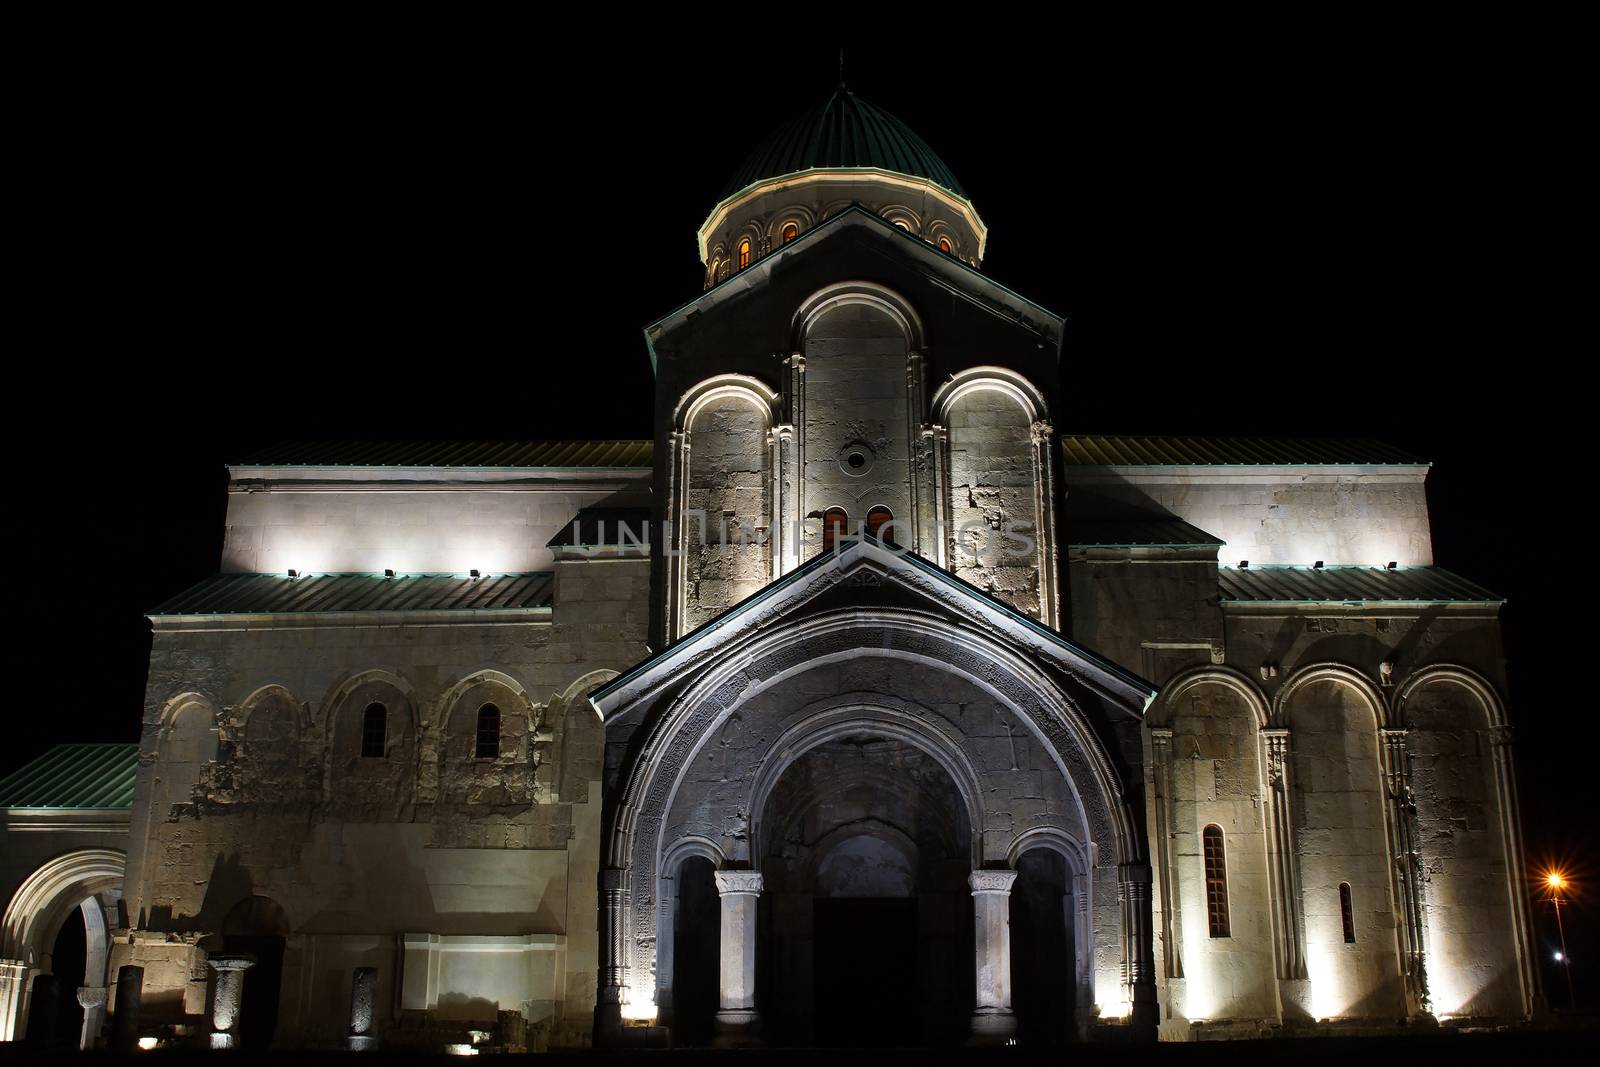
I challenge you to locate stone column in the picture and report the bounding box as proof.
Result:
[968,869,1017,1043]
[1149,728,1182,981]
[1488,724,1541,1017]
[594,867,627,1040]
[76,985,108,1050]
[1379,728,1430,1016]
[1118,863,1159,1035]
[207,954,256,1049]
[347,967,378,1050]
[1261,729,1308,986]
[712,869,763,1046]
[23,973,60,1046]
[1029,418,1061,629]
[0,959,26,1043]
[110,965,143,1052]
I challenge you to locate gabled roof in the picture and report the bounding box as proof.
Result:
[150,572,554,616]
[592,536,1155,717]
[231,440,652,469]
[1218,565,1502,604]
[1061,435,1427,467]
[647,205,1065,372]
[0,744,138,809]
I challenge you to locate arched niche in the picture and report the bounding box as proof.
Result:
[155,692,220,819]
[235,686,318,807]
[1279,666,1404,1020]
[322,670,418,819]
[433,670,535,808]
[1393,667,1529,1019]
[669,375,779,637]
[931,367,1055,623]
[1147,668,1278,1022]
[791,283,923,566]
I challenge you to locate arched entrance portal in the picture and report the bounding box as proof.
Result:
[759,735,972,1046]
[594,548,1158,1047]
[0,849,123,1047]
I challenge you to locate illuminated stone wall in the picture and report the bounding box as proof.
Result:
[1065,466,1434,568]
[221,466,649,575]
[119,553,649,1049]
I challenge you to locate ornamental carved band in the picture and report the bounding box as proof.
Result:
[713,870,764,896]
[969,870,1018,894]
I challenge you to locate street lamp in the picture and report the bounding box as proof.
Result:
[1544,871,1576,1008]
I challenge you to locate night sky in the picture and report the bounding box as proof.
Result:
[15,19,1588,995]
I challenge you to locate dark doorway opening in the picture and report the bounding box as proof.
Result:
[221,895,290,1050]
[672,856,720,1047]
[813,898,917,1046]
[220,935,284,1049]
[1011,849,1075,1045]
[50,905,88,1047]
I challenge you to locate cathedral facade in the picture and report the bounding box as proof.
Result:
[0,91,1537,1050]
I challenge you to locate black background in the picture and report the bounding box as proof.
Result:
[12,16,1589,1001]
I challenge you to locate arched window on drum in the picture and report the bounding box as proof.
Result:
[820,507,850,554]
[866,506,894,544]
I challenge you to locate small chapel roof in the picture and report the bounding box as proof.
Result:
[1061,435,1427,467]
[0,744,138,810]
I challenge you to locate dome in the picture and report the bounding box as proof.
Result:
[719,90,966,201]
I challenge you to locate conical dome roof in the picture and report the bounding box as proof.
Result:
[719,90,965,201]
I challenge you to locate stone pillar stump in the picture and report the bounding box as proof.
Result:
[348,966,378,1050]
[110,965,144,1052]
[206,954,256,1049]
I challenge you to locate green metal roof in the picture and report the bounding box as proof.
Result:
[0,744,138,809]
[1218,565,1502,604]
[720,90,965,200]
[1067,516,1224,548]
[232,440,652,469]
[1061,435,1427,466]
[151,572,555,616]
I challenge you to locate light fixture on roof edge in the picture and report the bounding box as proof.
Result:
[1313,560,1324,570]
[287,569,300,579]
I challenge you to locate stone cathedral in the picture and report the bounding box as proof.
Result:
[1,90,1538,1051]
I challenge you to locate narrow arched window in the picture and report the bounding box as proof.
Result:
[361,703,387,758]
[937,236,952,254]
[782,222,798,244]
[738,239,751,269]
[475,703,500,759]
[821,507,849,554]
[893,219,910,230]
[1339,882,1356,943]
[866,506,893,543]
[1203,825,1230,938]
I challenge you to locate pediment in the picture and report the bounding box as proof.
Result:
[591,538,1154,721]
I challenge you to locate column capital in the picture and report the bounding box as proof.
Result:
[1381,726,1410,742]
[1149,727,1174,742]
[968,869,1018,895]
[1261,727,1291,741]
[1029,419,1055,444]
[76,985,108,1009]
[206,954,256,973]
[714,869,764,896]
